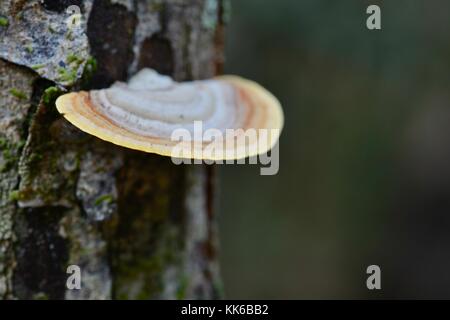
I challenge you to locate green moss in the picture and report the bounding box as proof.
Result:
[9,88,27,100]
[66,54,79,65]
[56,55,96,85]
[80,57,97,87]
[0,137,7,149]
[176,275,189,300]
[113,225,182,299]
[0,16,8,27]
[0,138,23,173]
[9,190,23,202]
[31,64,46,70]
[16,144,80,205]
[25,45,33,54]
[42,86,63,106]
[57,67,77,84]
[85,57,97,73]
[94,194,114,206]
[16,140,26,150]
[66,54,85,69]
[48,25,56,33]
[213,279,225,298]
[115,254,165,300]
[33,292,49,300]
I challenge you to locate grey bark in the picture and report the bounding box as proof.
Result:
[0,0,226,299]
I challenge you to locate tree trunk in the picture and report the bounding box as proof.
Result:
[0,0,226,300]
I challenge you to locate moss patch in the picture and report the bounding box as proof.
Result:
[109,156,187,299]
[94,194,114,206]
[0,16,8,27]
[56,55,97,86]
[9,88,27,100]
[31,64,46,71]
[42,86,63,106]
[80,57,97,88]
[9,190,25,202]
[57,67,77,84]
[176,274,189,300]
[0,137,24,173]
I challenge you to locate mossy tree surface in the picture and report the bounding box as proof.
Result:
[0,0,225,299]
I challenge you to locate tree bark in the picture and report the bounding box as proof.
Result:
[0,0,226,300]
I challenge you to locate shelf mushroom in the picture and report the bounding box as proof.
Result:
[55,69,284,161]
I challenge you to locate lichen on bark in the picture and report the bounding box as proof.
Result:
[0,0,225,300]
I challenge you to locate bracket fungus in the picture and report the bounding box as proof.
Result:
[55,69,284,161]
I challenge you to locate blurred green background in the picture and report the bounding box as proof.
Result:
[218,0,450,299]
